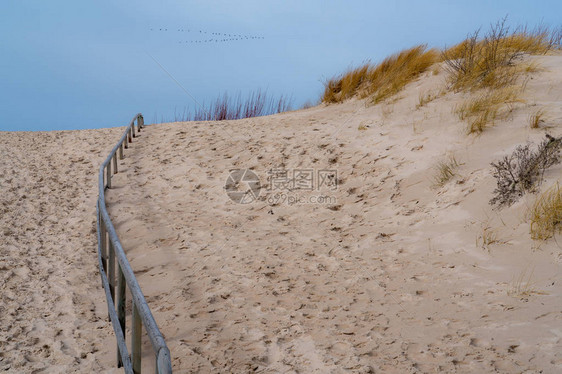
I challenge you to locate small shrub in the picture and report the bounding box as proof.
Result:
[530,183,562,240]
[490,135,562,207]
[529,108,546,129]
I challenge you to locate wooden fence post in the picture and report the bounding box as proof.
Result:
[99,211,107,287]
[108,241,115,315]
[106,163,112,189]
[117,264,126,367]
[113,153,118,174]
[132,302,142,374]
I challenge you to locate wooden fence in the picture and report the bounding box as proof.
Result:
[97,114,172,374]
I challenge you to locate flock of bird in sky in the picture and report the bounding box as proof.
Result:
[149,27,265,44]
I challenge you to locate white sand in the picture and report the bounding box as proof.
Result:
[2,55,562,373]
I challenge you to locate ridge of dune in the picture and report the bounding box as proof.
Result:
[1,54,562,373]
[106,55,562,373]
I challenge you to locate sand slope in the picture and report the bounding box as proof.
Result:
[2,55,562,373]
[0,128,124,373]
[106,55,562,373]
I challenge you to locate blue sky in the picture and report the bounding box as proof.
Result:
[1,1,561,131]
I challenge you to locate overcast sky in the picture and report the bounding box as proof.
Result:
[1,1,561,131]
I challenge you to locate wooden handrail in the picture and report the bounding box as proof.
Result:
[97,114,172,374]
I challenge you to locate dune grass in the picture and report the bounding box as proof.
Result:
[529,108,546,129]
[321,18,561,115]
[322,45,439,104]
[432,156,460,187]
[159,90,293,123]
[530,183,562,240]
[443,19,562,133]
[455,86,522,133]
[417,90,438,109]
[507,267,543,299]
[442,18,562,91]
[192,90,292,121]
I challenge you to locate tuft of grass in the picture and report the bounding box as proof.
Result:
[322,65,370,103]
[529,108,546,129]
[416,90,437,109]
[507,268,541,299]
[368,46,440,104]
[432,64,440,75]
[530,183,562,240]
[455,86,521,133]
[432,156,460,187]
[523,60,541,73]
[477,223,499,250]
[321,45,439,104]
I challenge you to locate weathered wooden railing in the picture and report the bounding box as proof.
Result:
[97,114,172,374]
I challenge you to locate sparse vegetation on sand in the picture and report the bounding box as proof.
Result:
[444,18,562,132]
[442,19,561,91]
[507,268,543,299]
[529,108,546,129]
[432,156,459,187]
[321,18,562,135]
[192,90,292,121]
[416,90,438,109]
[322,45,439,104]
[530,183,562,240]
[161,90,292,123]
[476,220,498,250]
[490,135,562,207]
[455,86,522,133]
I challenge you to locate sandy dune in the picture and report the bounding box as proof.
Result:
[2,55,562,373]
[106,55,562,373]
